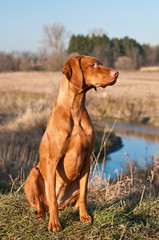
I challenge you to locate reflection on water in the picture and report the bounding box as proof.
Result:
[109,122,159,141]
[98,123,159,178]
[109,122,159,135]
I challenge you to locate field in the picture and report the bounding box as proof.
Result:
[0,70,159,239]
[1,70,159,130]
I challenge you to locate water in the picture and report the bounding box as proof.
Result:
[97,123,159,179]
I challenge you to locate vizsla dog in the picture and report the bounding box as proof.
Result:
[24,55,118,232]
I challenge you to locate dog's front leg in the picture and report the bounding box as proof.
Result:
[46,158,61,232]
[79,155,92,224]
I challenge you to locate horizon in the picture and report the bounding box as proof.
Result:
[1,0,159,53]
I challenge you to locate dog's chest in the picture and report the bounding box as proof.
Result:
[72,123,94,148]
[58,123,95,182]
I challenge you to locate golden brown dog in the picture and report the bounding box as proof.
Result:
[24,55,118,232]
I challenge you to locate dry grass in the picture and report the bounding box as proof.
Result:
[1,71,159,98]
[1,70,159,133]
[140,66,159,71]
[0,71,61,93]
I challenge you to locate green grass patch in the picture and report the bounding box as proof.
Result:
[0,192,158,239]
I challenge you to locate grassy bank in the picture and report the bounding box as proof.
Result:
[0,174,159,239]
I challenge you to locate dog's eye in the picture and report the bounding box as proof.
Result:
[90,63,95,67]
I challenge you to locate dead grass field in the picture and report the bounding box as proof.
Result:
[1,70,159,129]
[1,70,159,98]
[0,71,61,93]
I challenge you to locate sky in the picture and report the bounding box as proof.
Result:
[0,0,159,53]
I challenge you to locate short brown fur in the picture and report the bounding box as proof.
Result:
[24,55,118,231]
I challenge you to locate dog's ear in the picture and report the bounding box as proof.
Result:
[62,57,83,89]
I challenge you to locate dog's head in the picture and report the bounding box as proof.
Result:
[62,55,119,91]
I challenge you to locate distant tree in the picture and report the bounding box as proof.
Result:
[68,34,147,69]
[128,47,140,69]
[42,23,67,55]
[120,37,136,55]
[114,56,133,70]
[111,38,122,60]
[68,34,94,55]
[41,23,68,71]
[155,45,159,65]
[0,52,14,72]
[142,44,158,66]
[19,52,36,71]
[88,28,105,37]
[10,51,21,71]
[0,51,40,72]
[68,33,110,57]
[120,37,144,69]
[91,45,113,67]
[91,34,110,48]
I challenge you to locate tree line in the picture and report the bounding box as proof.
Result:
[0,23,159,72]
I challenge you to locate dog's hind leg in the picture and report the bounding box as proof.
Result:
[57,177,80,210]
[24,167,48,218]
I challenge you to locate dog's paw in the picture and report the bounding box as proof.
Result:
[48,219,62,232]
[35,211,45,219]
[80,214,92,224]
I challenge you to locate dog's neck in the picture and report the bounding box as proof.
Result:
[56,75,86,124]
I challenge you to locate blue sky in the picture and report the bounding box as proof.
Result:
[0,0,159,52]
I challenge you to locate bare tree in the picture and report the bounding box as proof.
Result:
[42,23,67,56]
[91,46,113,67]
[19,52,37,71]
[41,23,69,71]
[88,28,105,37]
[114,56,133,70]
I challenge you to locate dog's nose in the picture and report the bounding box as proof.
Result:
[111,70,119,78]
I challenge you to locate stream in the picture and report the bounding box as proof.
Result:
[98,122,159,178]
